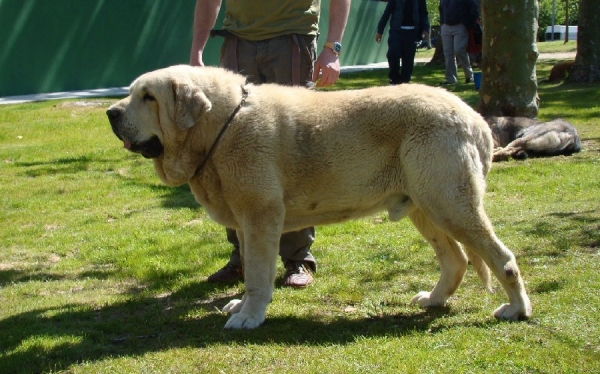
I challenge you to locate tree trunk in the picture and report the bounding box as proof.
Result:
[427,26,445,66]
[477,0,539,118]
[564,0,569,43]
[568,0,600,83]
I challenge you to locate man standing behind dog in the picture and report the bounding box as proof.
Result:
[190,0,350,287]
[439,0,478,85]
[375,0,430,85]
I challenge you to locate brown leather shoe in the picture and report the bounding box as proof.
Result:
[207,262,243,283]
[282,261,314,288]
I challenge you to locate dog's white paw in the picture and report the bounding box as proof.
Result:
[410,291,445,307]
[410,291,433,307]
[222,299,243,314]
[493,303,532,321]
[224,312,265,330]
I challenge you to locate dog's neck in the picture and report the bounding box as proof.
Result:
[193,84,248,178]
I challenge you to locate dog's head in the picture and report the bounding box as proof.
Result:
[106,65,213,159]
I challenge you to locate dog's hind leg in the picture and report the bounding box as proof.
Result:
[408,209,469,307]
[464,246,493,293]
[405,161,530,319]
[424,202,532,321]
[460,229,532,320]
[492,143,527,161]
[492,147,516,162]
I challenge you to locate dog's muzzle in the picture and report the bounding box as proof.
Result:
[106,107,164,159]
[126,136,163,159]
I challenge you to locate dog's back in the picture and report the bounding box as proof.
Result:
[238,83,494,227]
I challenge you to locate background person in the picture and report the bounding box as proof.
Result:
[189,0,350,287]
[376,0,430,85]
[439,0,479,85]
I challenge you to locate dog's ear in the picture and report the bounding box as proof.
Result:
[172,82,212,130]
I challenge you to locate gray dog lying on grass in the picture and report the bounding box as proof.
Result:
[486,116,582,162]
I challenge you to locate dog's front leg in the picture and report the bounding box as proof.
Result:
[223,225,279,329]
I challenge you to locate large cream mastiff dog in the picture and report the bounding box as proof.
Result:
[107,65,532,329]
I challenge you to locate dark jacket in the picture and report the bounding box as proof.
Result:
[439,0,479,30]
[377,0,430,36]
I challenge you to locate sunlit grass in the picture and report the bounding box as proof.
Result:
[537,39,577,53]
[0,62,598,373]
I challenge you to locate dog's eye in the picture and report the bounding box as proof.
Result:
[143,93,156,102]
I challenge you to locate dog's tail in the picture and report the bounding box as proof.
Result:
[465,247,493,293]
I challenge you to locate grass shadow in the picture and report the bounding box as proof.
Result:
[0,278,483,373]
[160,184,199,210]
[0,266,120,287]
[547,210,600,251]
[0,269,67,286]
[16,155,99,177]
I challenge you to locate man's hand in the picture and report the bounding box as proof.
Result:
[190,50,205,67]
[313,48,341,88]
[375,33,382,43]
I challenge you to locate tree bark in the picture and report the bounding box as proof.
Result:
[564,0,569,43]
[427,26,445,66]
[568,0,600,83]
[477,0,539,118]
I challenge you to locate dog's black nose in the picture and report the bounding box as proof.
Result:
[106,107,121,120]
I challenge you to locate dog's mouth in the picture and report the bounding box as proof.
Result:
[107,107,164,159]
[122,136,164,159]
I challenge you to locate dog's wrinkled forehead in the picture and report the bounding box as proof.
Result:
[129,73,166,102]
[123,66,213,132]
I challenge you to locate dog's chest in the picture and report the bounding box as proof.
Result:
[188,175,237,227]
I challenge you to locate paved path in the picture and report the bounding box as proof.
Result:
[342,51,575,73]
[0,52,576,105]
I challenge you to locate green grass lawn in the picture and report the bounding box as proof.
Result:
[537,40,578,53]
[0,60,598,373]
[409,39,576,61]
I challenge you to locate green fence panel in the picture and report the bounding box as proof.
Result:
[0,0,388,97]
